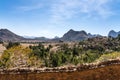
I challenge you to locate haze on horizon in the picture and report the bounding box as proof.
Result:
[0,0,120,38]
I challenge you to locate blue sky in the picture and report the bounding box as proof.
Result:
[0,0,120,38]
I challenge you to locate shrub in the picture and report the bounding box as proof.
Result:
[0,46,32,68]
[6,42,20,49]
[95,52,120,62]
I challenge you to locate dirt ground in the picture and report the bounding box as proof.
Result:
[0,44,6,56]
[0,64,120,80]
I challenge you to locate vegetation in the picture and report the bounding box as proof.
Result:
[95,52,120,62]
[0,45,32,68]
[6,42,20,49]
[0,36,120,68]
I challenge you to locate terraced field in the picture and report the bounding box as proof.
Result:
[0,64,120,80]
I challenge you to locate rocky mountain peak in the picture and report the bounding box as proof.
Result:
[108,30,120,38]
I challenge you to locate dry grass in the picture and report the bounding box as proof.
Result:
[95,52,120,63]
[0,44,6,56]
[20,43,38,48]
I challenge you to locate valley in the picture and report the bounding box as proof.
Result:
[0,29,120,80]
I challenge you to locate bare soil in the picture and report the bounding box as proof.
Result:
[0,44,6,55]
[0,64,120,80]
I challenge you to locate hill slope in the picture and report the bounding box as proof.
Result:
[0,29,24,41]
[108,30,120,38]
[61,29,101,41]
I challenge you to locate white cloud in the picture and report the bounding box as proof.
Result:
[50,0,113,24]
[17,0,113,22]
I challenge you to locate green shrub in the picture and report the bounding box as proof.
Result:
[6,42,20,49]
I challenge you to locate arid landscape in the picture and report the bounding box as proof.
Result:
[0,29,120,80]
[1,0,120,79]
[0,64,120,80]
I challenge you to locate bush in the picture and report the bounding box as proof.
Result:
[50,53,62,67]
[6,42,20,49]
[0,50,11,67]
[0,46,33,68]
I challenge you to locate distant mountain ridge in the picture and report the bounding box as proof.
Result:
[108,30,120,38]
[61,29,101,41]
[0,29,25,41]
[0,28,105,42]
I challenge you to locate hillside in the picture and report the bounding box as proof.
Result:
[108,30,120,38]
[61,29,101,41]
[0,28,102,42]
[2,28,120,42]
[0,30,120,80]
[61,29,88,41]
[0,35,120,68]
[0,29,25,41]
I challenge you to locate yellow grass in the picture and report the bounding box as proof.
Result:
[95,52,120,63]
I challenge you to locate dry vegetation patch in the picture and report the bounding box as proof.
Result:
[0,44,6,53]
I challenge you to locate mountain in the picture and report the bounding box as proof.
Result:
[0,28,102,42]
[34,37,50,41]
[61,29,100,41]
[88,33,100,38]
[108,30,120,38]
[23,36,35,39]
[0,29,25,41]
[61,29,88,41]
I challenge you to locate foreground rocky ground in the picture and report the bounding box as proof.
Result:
[0,59,120,80]
[0,64,120,80]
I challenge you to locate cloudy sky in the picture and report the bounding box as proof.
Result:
[0,0,120,38]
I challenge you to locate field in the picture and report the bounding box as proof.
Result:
[0,64,120,80]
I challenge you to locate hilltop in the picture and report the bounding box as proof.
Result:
[61,29,101,41]
[0,29,25,41]
[108,30,120,38]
